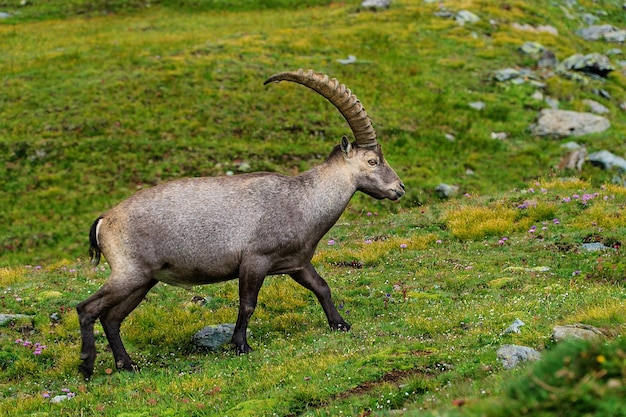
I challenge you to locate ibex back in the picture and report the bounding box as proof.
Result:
[77,69,405,379]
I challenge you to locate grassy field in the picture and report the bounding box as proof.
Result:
[1,0,625,416]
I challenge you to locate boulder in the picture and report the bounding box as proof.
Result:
[558,53,615,79]
[530,109,610,137]
[552,324,605,342]
[577,24,617,41]
[0,313,32,326]
[588,150,626,172]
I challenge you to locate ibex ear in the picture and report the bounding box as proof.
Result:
[340,135,352,157]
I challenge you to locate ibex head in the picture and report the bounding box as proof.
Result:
[264,69,405,201]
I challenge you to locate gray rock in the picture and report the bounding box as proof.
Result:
[51,395,71,403]
[511,23,558,35]
[497,345,541,369]
[544,97,560,109]
[594,88,611,100]
[0,313,32,326]
[581,13,600,26]
[519,42,544,55]
[561,141,582,150]
[552,324,605,342]
[583,99,609,114]
[502,319,525,334]
[581,242,614,252]
[0,12,12,19]
[435,183,459,199]
[455,10,479,25]
[530,109,610,138]
[490,132,508,140]
[576,24,618,41]
[605,30,626,43]
[494,68,520,82]
[538,50,558,68]
[434,9,454,19]
[469,101,486,110]
[192,324,249,351]
[337,55,357,65]
[558,53,615,79]
[361,0,391,10]
[588,150,626,172]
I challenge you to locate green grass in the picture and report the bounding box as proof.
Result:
[1,0,626,416]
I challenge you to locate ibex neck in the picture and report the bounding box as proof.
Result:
[295,153,356,237]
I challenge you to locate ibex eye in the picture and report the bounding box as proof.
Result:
[368,159,378,166]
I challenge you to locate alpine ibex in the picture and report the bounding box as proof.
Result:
[77,69,405,378]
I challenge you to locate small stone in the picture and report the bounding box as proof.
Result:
[469,101,486,110]
[519,42,544,55]
[490,132,507,140]
[361,0,391,9]
[531,91,544,101]
[0,12,12,19]
[544,97,559,109]
[455,10,480,26]
[494,68,520,82]
[497,345,541,369]
[435,183,459,199]
[560,141,581,150]
[502,319,526,334]
[583,99,609,114]
[192,324,250,351]
[50,395,70,403]
[538,50,558,68]
[337,55,357,65]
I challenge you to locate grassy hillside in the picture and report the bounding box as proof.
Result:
[2,0,624,265]
[0,0,625,416]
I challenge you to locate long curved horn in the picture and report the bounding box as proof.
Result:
[264,69,378,148]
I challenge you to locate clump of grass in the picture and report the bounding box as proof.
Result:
[444,203,517,241]
[316,233,438,267]
[0,267,26,285]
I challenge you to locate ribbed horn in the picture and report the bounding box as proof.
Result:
[264,69,378,147]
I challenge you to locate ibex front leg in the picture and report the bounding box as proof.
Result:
[232,262,267,354]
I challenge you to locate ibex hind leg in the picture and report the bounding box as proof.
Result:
[290,262,350,331]
[100,279,158,372]
[76,273,154,378]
